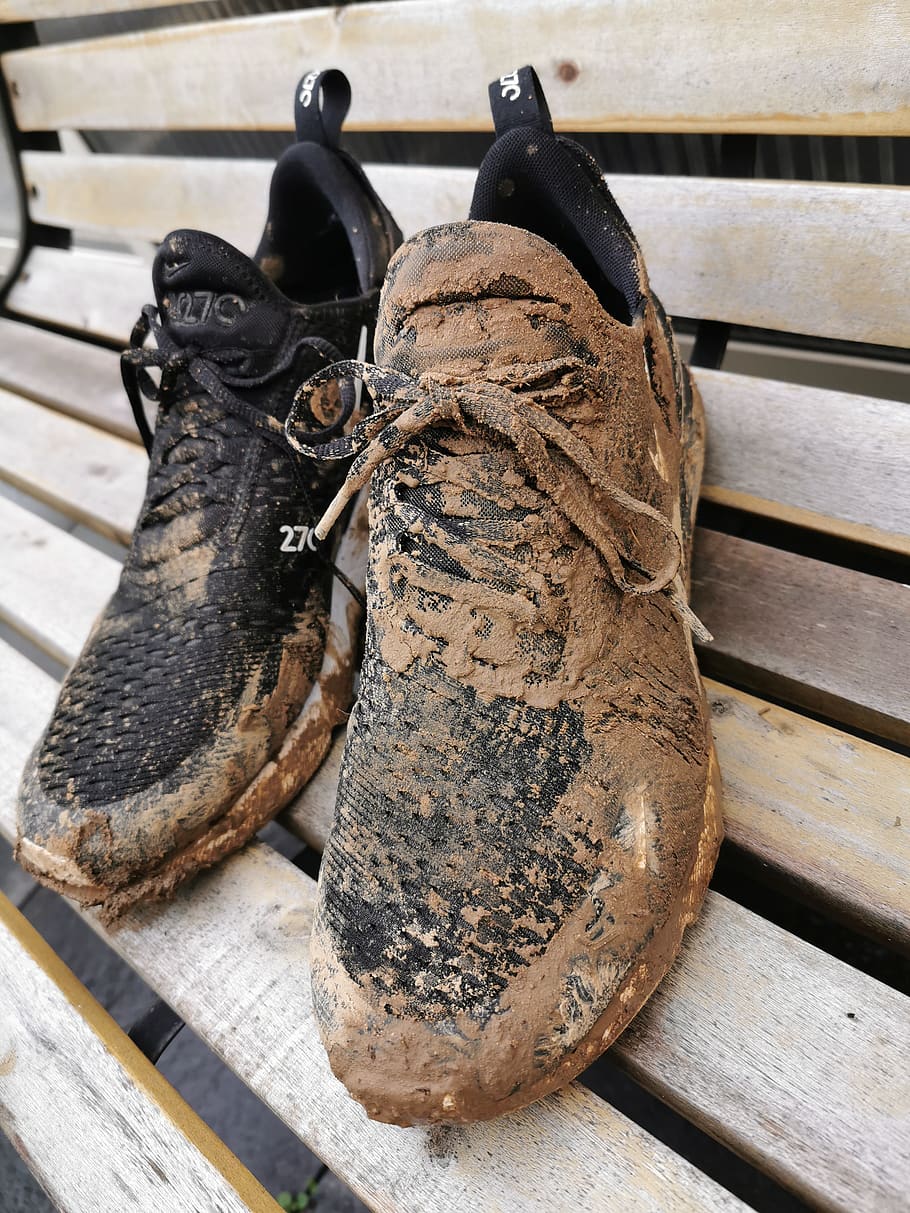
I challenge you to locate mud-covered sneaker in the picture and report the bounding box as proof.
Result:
[16,70,401,917]
[289,66,722,1125]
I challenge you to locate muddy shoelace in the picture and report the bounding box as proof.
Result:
[121,303,346,454]
[286,357,711,640]
[121,304,366,606]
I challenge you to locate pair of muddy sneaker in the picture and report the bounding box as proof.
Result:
[16,66,721,1126]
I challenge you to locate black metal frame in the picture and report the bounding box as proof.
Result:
[0,17,67,308]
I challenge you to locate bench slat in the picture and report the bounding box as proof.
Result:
[699,369,910,555]
[21,153,910,347]
[0,0,185,18]
[0,651,746,1213]
[5,387,908,740]
[5,312,909,556]
[693,529,910,746]
[4,0,908,136]
[2,479,907,958]
[289,670,910,955]
[6,246,149,344]
[0,385,145,544]
[0,893,275,1213]
[0,495,118,666]
[0,317,137,441]
[2,636,908,1212]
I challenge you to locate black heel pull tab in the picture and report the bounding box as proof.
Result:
[294,68,352,147]
[488,65,553,137]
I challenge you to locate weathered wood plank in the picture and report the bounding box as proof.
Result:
[615,889,910,1210]
[0,496,118,666]
[705,681,910,952]
[2,638,909,1211]
[5,475,907,955]
[0,0,190,18]
[22,153,910,347]
[5,245,149,343]
[4,0,908,136]
[0,317,137,441]
[0,894,276,1213]
[0,655,746,1213]
[5,480,903,951]
[6,398,902,753]
[699,368,910,554]
[0,387,145,544]
[692,529,910,746]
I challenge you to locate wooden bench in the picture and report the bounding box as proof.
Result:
[0,2,908,1210]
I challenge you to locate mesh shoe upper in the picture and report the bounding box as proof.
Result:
[309,217,719,1125]
[18,122,401,894]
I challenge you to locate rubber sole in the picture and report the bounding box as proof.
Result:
[17,493,368,923]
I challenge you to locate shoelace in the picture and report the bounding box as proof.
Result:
[121,303,345,454]
[120,303,366,606]
[286,357,711,641]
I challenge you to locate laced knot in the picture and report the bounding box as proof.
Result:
[121,303,345,454]
[286,357,711,641]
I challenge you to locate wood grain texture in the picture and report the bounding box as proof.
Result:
[706,680,910,952]
[0,495,119,665]
[0,0,191,17]
[0,654,746,1213]
[692,528,910,746]
[0,894,277,1213]
[21,152,910,346]
[5,245,149,343]
[699,368,910,553]
[6,389,906,750]
[615,890,910,1211]
[4,0,909,135]
[0,387,146,544]
[0,317,137,441]
[3,634,910,1209]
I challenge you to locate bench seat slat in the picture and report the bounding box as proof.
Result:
[0,495,120,666]
[0,317,137,441]
[2,488,908,956]
[5,388,907,739]
[692,528,910,746]
[3,0,908,136]
[0,893,274,1213]
[0,0,184,18]
[2,635,908,1212]
[20,154,910,347]
[6,246,149,345]
[0,385,145,544]
[4,313,909,557]
[0,648,747,1213]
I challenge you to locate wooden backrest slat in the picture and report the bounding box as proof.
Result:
[0,0,184,18]
[699,369,910,555]
[19,155,910,347]
[4,316,907,555]
[4,0,909,135]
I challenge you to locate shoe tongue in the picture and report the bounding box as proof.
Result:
[153,229,291,351]
[375,220,612,378]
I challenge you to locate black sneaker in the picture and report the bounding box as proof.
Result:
[16,69,400,918]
